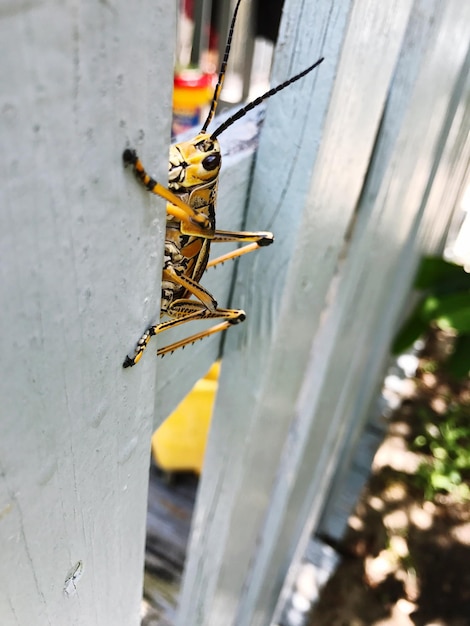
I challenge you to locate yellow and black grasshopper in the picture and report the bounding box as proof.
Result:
[123,0,323,367]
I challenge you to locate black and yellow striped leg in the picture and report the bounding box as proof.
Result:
[122,264,225,367]
[162,267,217,312]
[157,321,238,357]
[159,300,244,333]
[122,300,245,366]
[207,228,274,268]
[123,325,158,368]
[157,300,245,356]
[123,148,214,237]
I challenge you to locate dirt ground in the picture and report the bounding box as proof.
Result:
[309,336,470,626]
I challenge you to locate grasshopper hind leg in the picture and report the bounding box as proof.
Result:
[123,326,157,368]
[157,316,245,357]
[122,301,245,367]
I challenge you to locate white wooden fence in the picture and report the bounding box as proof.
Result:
[1,1,469,625]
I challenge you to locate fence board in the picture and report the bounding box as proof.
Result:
[268,2,470,621]
[177,1,470,625]
[0,2,174,625]
[177,1,415,625]
[318,0,470,545]
[2,0,467,624]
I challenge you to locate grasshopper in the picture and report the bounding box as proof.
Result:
[123,0,323,367]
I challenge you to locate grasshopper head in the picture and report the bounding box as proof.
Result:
[169,133,221,190]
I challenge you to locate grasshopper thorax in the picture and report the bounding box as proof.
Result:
[169,133,221,192]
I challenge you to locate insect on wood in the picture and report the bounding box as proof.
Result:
[123,0,324,367]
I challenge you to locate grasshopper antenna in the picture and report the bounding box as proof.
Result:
[200,0,243,133]
[210,57,324,140]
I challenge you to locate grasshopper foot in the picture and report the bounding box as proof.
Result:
[123,148,137,166]
[122,355,136,368]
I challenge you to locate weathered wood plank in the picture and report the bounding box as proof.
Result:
[177,1,417,625]
[275,0,470,614]
[318,12,470,544]
[276,3,468,608]
[0,2,174,624]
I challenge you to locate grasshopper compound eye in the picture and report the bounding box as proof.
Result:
[202,154,221,171]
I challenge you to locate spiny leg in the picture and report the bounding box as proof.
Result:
[123,148,213,236]
[123,309,200,369]
[122,300,245,367]
[162,267,217,312]
[157,321,236,357]
[207,228,274,268]
[156,300,245,357]
[123,304,203,368]
[123,268,223,368]
[212,229,274,245]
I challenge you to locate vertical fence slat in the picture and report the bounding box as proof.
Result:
[268,1,470,621]
[262,2,470,622]
[0,2,174,625]
[177,1,418,625]
[318,5,470,544]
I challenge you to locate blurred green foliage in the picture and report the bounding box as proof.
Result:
[393,256,470,379]
[412,404,470,502]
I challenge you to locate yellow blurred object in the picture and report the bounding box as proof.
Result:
[151,361,220,474]
[172,70,214,137]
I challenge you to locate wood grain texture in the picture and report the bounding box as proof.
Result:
[0,2,174,624]
[2,0,468,625]
[319,0,470,545]
[177,1,470,625]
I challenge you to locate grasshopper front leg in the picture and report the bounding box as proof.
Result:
[123,149,214,237]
